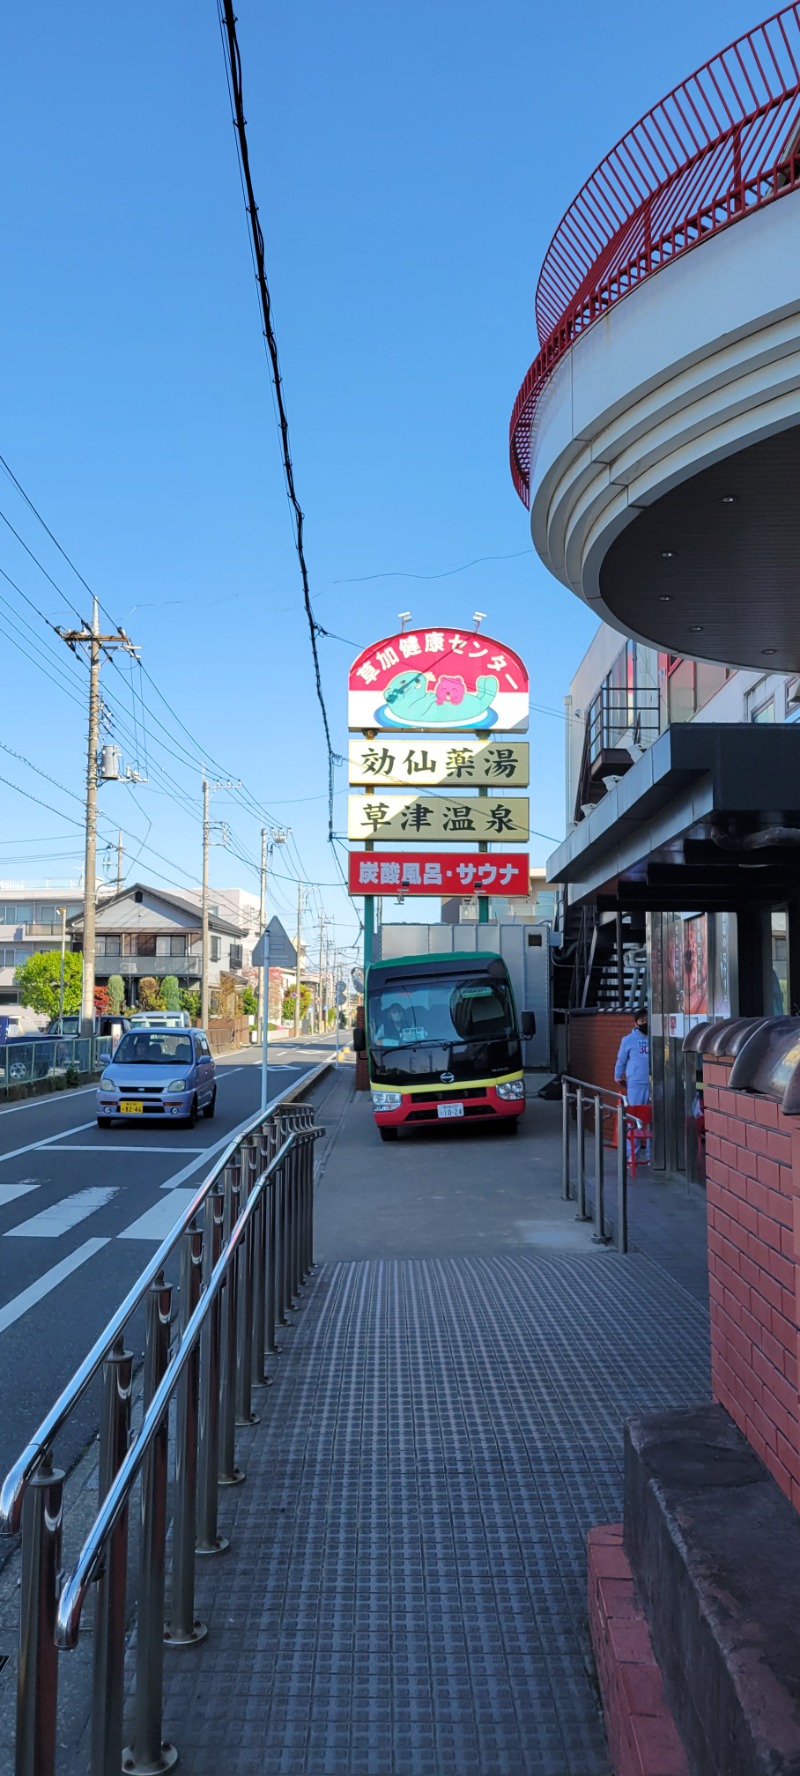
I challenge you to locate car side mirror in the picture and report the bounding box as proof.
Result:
[97,1052,112,1068]
[353,1027,366,1053]
[521,1011,536,1039]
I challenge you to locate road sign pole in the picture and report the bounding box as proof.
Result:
[261,928,270,1112]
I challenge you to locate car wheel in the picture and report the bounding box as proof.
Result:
[97,1117,113,1130]
[202,1087,217,1120]
[379,1126,398,1142]
[185,1096,198,1130]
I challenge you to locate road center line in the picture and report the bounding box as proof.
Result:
[0,1238,109,1334]
[53,1144,206,1154]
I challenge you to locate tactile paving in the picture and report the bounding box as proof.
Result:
[159,1250,710,1775]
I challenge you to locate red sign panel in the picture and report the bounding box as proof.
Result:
[348,851,530,897]
[348,628,529,732]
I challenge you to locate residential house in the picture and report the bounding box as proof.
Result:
[69,883,245,1006]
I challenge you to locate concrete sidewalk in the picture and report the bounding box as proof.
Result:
[150,1067,710,1776]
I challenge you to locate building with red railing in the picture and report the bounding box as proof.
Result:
[512,5,800,674]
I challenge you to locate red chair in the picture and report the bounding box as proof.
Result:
[626,1104,652,1177]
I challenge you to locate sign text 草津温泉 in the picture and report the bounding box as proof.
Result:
[347,851,531,896]
[346,794,530,844]
[347,737,529,788]
[348,629,529,733]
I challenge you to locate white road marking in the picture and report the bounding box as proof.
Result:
[0,1238,109,1333]
[0,1122,96,1166]
[118,1188,199,1241]
[7,1186,119,1239]
[53,1144,205,1154]
[0,1183,39,1208]
[160,1133,236,1191]
[216,1068,244,1081]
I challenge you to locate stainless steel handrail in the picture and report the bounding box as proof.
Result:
[0,1066,329,1776]
[560,1072,636,1253]
[0,1061,329,1537]
[55,1128,299,1649]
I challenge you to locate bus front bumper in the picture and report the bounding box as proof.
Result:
[371,1081,525,1129]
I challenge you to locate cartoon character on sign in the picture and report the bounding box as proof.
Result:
[383,669,500,728]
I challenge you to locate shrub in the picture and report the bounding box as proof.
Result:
[107,975,126,1013]
[162,975,181,1011]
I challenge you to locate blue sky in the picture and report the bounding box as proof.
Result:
[0,0,759,956]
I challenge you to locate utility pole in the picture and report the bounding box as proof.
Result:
[294,882,303,1038]
[258,827,267,1055]
[199,774,240,1030]
[201,777,210,1030]
[56,906,67,1036]
[116,831,124,893]
[318,911,326,1035]
[59,599,139,1036]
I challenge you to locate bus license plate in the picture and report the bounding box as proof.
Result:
[438,1103,464,1119]
[119,1101,143,1114]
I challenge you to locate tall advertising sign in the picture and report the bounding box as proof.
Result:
[347,625,531,971]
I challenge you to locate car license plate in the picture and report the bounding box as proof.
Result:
[119,1101,143,1115]
[438,1103,464,1119]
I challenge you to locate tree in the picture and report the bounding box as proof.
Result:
[241,985,258,1017]
[161,975,181,1011]
[138,977,164,1011]
[282,984,312,1024]
[94,986,110,1014]
[107,975,126,1014]
[179,989,200,1021]
[15,951,83,1018]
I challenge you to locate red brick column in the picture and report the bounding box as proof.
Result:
[703,1057,800,1510]
[568,1012,633,1097]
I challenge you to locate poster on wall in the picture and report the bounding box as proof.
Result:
[683,916,708,1018]
[348,629,529,732]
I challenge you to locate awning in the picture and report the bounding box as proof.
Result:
[547,724,800,910]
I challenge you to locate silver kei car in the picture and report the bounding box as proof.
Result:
[96,1027,216,1130]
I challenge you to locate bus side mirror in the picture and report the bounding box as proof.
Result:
[521,1011,536,1039]
[353,1027,366,1053]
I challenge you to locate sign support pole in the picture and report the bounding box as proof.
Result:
[363,838,375,976]
[478,764,489,924]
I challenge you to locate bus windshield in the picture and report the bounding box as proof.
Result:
[369,975,515,1049]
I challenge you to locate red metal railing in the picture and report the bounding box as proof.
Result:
[510,4,800,506]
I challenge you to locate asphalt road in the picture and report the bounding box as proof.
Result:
[0,1038,335,1490]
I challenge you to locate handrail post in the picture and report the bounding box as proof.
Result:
[165,1221,206,1646]
[218,1157,245,1485]
[91,1337,133,1776]
[196,1185,228,1554]
[303,1131,314,1276]
[264,1126,278,1357]
[561,1079,571,1200]
[616,1101,629,1254]
[236,1139,260,1427]
[122,1273,175,1775]
[592,1095,609,1245]
[276,1120,291,1329]
[290,1127,302,1302]
[251,1128,268,1385]
[575,1085,591,1220]
[15,1453,64,1776]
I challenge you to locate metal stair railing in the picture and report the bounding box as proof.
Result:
[0,1067,329,1776]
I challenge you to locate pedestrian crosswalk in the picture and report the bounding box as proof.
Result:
[0,1182,191,1242]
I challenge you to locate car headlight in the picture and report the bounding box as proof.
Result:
[496,1079,525,1101]
[100,1074,117,1090]
[166,1078,188,1092]
[372,1090,402,1111]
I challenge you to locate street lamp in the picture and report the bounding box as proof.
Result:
[56,907,67,1036]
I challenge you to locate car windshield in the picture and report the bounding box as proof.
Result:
[113,1032,194,1067]
[369,975,515,1047]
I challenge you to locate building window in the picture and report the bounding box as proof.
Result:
[210,937,220,963]
[229,944,243,970]
[96,935,122,957]
[745,676,776,723]
[35,904,59,926]
[0,948,15,967]
[170,935,187,957]
[135,934,156,957]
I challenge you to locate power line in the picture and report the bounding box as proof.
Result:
[217,0,338,845]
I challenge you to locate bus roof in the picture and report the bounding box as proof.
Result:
[366,951,507,980]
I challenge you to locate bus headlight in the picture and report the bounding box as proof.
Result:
[496,1079,525,1101]
[372,1091,402,1111]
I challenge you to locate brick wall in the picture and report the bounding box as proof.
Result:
[703,1056,800,1511]
[568,1012,633,1097]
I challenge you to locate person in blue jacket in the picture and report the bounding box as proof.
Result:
[615,1007,650,1158]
